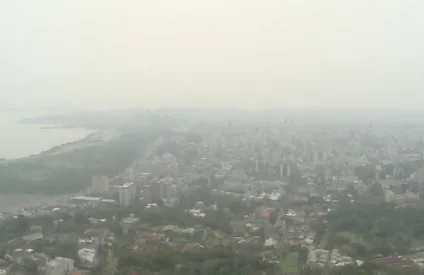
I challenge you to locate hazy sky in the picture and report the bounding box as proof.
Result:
[1,1,423,109]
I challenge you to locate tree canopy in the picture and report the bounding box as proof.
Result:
[327,202,424,256]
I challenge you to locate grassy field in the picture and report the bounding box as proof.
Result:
[411,238,424,248]
[336,231,364,244]
[280,252,300,275]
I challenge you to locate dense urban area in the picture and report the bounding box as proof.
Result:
[1,109,424,275]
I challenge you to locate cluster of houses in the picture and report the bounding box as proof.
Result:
[0,226,113,275]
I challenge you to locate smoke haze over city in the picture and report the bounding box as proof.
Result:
[1,0,423,109]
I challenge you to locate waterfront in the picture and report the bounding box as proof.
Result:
[0,113,93,159]
[0,193,74,213]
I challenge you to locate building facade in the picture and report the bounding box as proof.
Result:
[150,182,165,202]
[117,182,137,206]
[92,176,109,194]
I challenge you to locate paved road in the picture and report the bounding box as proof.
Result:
[125,135,165,174]
[275,206,285,227]
[105,249,118,275]
[319,231,329,248]
[143,135,165,161]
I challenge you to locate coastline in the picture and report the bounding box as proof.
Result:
[1,128,95,161]
[35,129,120,157]
[0,130,106,212]
[0,113,121,212]
[35,130,99,156]
[39,125,85,130]
[0,193,82,214]
[0,113,96,160]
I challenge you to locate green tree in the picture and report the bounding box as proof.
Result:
[369,183,384,198]
[269,210,278,225]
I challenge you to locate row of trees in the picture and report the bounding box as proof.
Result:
[117,245,277,275]
[0,129,161,194]
[301,263,422,275]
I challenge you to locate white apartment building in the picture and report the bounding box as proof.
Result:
[117,182,137,206]
[92,175,109,194]
[308,248,330,267]
[55,257,74,274]
[46,260,63,275]
[46,257,74,275]
[164,183,177,199]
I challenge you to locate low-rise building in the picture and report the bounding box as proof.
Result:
[55,257,74,274]
[46,259,63,275]
[122,215,140,234]
[78,248,97,268]
[308,248,330,267]
[46,257,75,275]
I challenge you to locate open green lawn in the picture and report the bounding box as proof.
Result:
[411,238,424,248]
[280,252,300,275]
[336,231,364,244]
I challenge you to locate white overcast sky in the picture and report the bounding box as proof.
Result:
[0,1,423,109]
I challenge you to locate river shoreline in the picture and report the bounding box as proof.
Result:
[0,192,84,213]
[0,113,94,160]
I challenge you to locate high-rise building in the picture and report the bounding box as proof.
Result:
[280,163,292,178]
[415,168,424,192]
[303,141,309,157]
[287,164,291,177]
[388,141,396,155]
[313,151,319,164]
[291,134,296,145]
[164,183,177,199]
[150,182,165,202]
[92,176,109,194]
[125,167,135,183]
[140,173,152,187]
[141,185,151,202]
[117,182,137,206]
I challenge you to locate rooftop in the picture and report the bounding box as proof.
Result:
[78,248,96,263]
[118,182,134,188]
[100,199,116,203]
[70,196,102,202]
[122,216,140,224]
[21,232,43,242]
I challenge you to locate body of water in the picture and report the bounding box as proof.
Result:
[0,113,93,159]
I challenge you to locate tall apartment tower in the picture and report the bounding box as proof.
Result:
[287,164,291,177]
[117,182,137,206]
[164,183,177,199]
[150,182,165,202]
[92,176,109,194]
